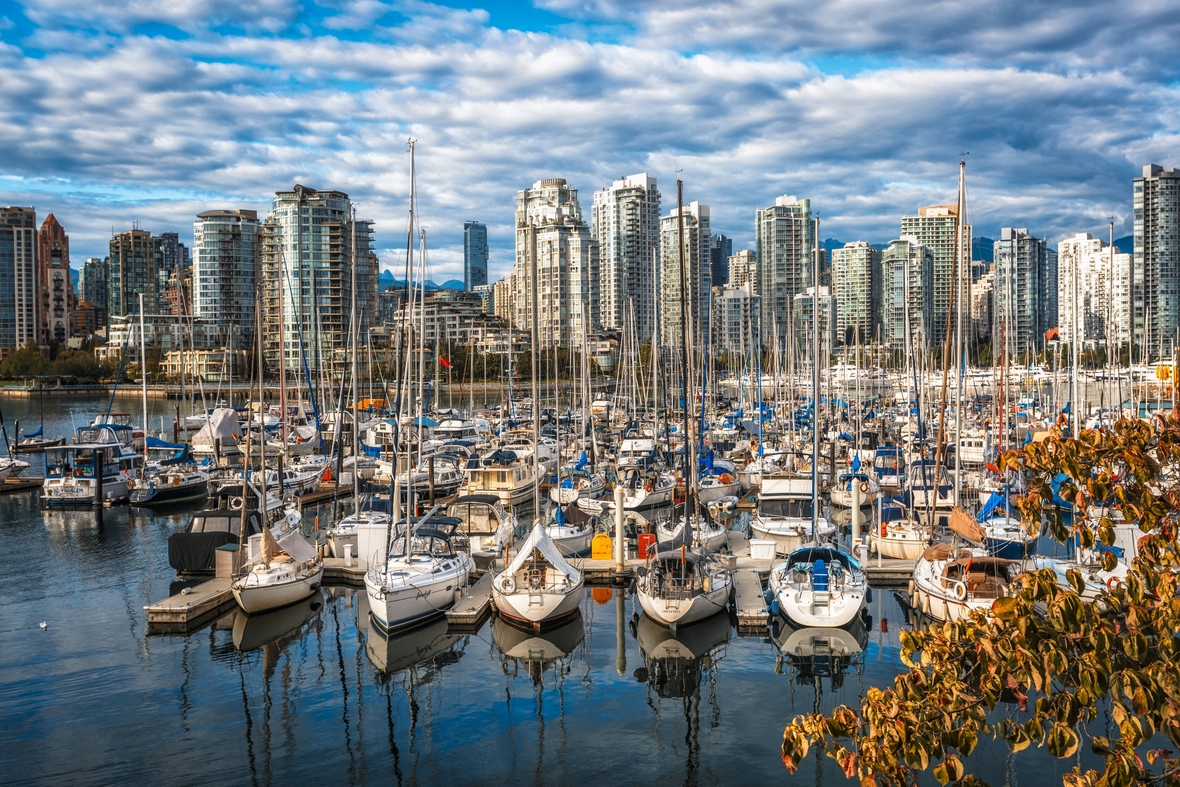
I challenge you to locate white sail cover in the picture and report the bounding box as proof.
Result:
[192,408,239,449]
[505,523,580,584]
[276,530,318,564]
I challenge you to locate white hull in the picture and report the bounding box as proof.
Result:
[545,525,593,556]
[42,476,129,506]
[365,557,473,632]
[233,569,321,614]
[636,581,731,628]
[697,480,741,504]
[622,485,674,510]
[493,579,584,627]
[868,522,929,560]
[750,517,835,555]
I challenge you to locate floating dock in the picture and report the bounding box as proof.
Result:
[144,578,235,634]
[864,559,916,588]
[1,477,43,495]
[446,571,494,629]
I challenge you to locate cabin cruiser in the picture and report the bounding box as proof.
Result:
[768,546,867,629]
[908,459,954,529]
[617,437,664,470]
[750,474,835,555]
[460,448,544,506]
[447,494,520,554]
[42,425,141,507]
[395,454,465,501]
[364,514,474,632]
[635,547,732,629]
[909,542,1019,623]
[492,523,584,631]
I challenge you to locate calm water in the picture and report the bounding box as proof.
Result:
[0,397,1095,786]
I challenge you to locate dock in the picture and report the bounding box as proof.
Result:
[446,571,494,629]
[864,559,916,588]
[297,482,354,507]
[1,477,43,495]
[144,578,235,633]
[733,568,769,633]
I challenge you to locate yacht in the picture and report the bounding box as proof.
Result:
[447,494,520,554]
[460,448,544,506]
[634,548,732,629]
[129,438,208,506]
[42,425,141,507]
[231,527,323,614]
[750,473,835,555]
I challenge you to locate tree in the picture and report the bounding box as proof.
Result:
[0,343,51,378]
[782,413,1180,787]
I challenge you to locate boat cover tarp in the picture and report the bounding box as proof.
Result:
[976,491,1010,521]
[24,426,42,438]
[949,506,987,543]
[506,523,580,584]
[147,436,187,450]
[192,408,239,448]
[276,531,317,563]
[160,447,194,466]
[168,531,236,573]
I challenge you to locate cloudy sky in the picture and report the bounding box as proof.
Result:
[1,0,1176,282]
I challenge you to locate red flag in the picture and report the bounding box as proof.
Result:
[439,356,451,369]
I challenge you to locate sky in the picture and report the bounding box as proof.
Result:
[1,0,1177,283]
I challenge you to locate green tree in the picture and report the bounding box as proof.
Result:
[0,343,51,378]
[50,349,102,383]
[781,414,1180,787]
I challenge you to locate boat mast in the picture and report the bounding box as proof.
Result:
[811,212,819,542]
[953,154,967,504]
[350,207,360,515]
[932,157,963,512]
[675,180,696,541]
[138,293,148,448]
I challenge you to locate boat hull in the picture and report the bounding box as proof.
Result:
[365,561,472,633]
[232,570,321,614]
[636,582,731,628]
[493,580,584,630]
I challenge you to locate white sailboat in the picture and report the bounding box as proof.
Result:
[231,526,323,614]
[769,546,868,629]
[492,522,584,630]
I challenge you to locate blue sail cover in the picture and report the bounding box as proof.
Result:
[24,426,43,438]
[574,451,589,471]
[146,436,187,451]
[976,490,1009,521]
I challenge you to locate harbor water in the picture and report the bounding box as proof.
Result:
[1,396,1096,785]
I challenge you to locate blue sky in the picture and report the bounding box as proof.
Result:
[1,0,1177,281]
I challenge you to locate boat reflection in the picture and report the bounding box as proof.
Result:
[357,589,467,676]
[232,593,322,654]
[492,611,585,685]
[772,620,868,690]
[631,611,731,699]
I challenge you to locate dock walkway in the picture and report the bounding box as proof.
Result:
[144,578,235,634]
[446,571,494,629]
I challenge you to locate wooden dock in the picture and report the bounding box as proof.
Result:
[864,559,916,588]
[446,571,494,629]
[297,482,354,507]
[732,568,769,633]
[1,477,43,495]
[321,557,367,586]
[144,578,235,634]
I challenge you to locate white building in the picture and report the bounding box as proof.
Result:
[727,249,757,290]
[756,196,812,345]
[1057,232,1131,348]
[592,173,660,341]
[831,241,881,345]
[513,178,599,348]
[712,283,759,355]
[193,209,260,354]
[659,200,711,348]
[994,228,1057,354]
[900,205,970,349]
[881,236,934,351]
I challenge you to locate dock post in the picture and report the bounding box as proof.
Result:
[614,484,625,573]
[615,588,626,676]
[93,448,104,507]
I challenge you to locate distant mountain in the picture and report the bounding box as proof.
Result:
[379,270,465,292]
[1115,235,1133,254]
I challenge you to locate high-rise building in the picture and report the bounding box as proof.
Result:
[756,196,812,345]
[107,228,160,321]
[78,257,108,331]
[881,236,934,350]
[971,269,995,343]
[831,241,882,345]
[793,286,837,357]
[993,228,1057,353]
[194,209,260,353]
[710,234,732,291]
[659,200,711,348]
[472,283,495,315]
[259,185,378,379]
[37,214,73,344]
[1057,233,1131,348]
[463,221,489,291]
[0,206,38,356]
[591,173,660,340]
[513,178,599,348]
[712,283,759,355]
[1133,164,1180,355]
[901,205,970,348]
[728,249,757,289]
[492,276,514,323]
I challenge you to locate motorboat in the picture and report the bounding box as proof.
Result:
[492,523,584,631]
[168,487,301,574]
[460,448,545,506]
[768,546,868,629]
[909,541,1019,623]
[129,438,208,506]
[41,425,141,507]
[617,437,663,470]
[750,474,835,555]
[872,446,907,493]
[634,548,732,629]
[697,472,741,503]
[447,494,520,554]
[364,514,474,632]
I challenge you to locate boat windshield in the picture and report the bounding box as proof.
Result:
[761,499,814,518]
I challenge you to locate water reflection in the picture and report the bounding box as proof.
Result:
[632,612,730,699]
[231,594,322,655]
[773,621,868,691]
[492,612,585,685]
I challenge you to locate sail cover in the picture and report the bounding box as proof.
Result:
[505,523,580,584]
[192,408,239,448]
[276,530,318,564]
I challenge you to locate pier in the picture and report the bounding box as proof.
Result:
[1,477,43,495]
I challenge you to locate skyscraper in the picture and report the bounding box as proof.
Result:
[660,200,711,349]
[831,241,882,345]
[756,196,812,345]
[727,249,757,289]
[260,185,377,378]
[37,214,73,344]
[463,221,489,291]
[591,173,660,340]
[901,205,970,348]
[194,209,260,352]
[881,236,934,351]
[0,206,37,356]
[78,257,108,331]
[993,228,1057,353]
[513,178,599,348]
[108,228,160,320]
[1133,164,1180,355]
[710,234,732,292]
[1057,232,1131,348]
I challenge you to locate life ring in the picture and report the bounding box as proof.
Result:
[860,482,869,494]
[952,580,967,600]
[501,576,516,594]
[230,496,244,510]
[1106,576,1122,592]
[645,479,653,493]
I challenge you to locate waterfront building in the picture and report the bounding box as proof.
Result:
[831,241,881,345]
[792,286,837,358]
[712,283,759,355]
[756,195,812,345]
[970,269,995,343]
[472,283,495,315]
[660,200,711,349]
[1133,164,1180,356]
[0,206,38,357]
[881,236,934,351]
[162,348,250,382]
[993,228,1057,354]
[492,276,514,322]
[463,221,489,291]
[591,173,660,340]
[728,249,757,290]
[513,178,599,348]
[78,258,108,332]
[710,234,732,292]
[390,289,503,347]
[193,209,260,354]
[259,185,378,378]
[163,267,192,318]
[901,205,970,348]
[72,301,102,339]
[107,228,160,321]
[37,214,73,344]
[104,314,232,353]
[1058,232,1132,349]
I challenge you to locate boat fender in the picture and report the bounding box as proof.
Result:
[866,587,873,603]
[763,588,774,603]
[501,576,516,594]
[952,580,967,600]
[907,579,915,599]
[769,598,780,618]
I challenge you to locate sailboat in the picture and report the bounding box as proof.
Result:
[231,525,323,614]
[492,522,584,630]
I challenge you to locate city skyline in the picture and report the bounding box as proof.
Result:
[1,1,1175,283]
